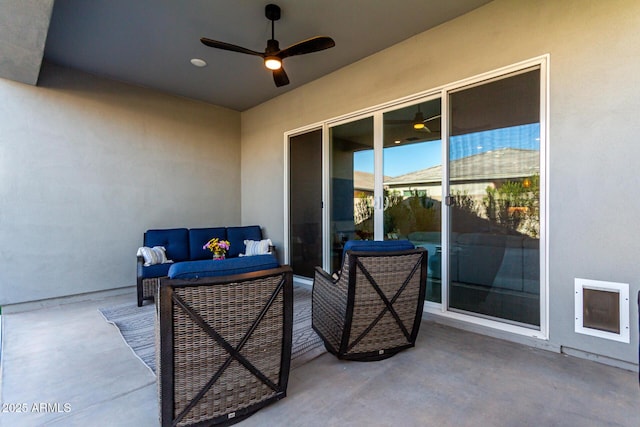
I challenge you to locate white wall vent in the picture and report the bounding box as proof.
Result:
[574,278,629,343]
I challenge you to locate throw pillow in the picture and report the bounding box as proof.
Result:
[137,246,173,266]
[241,239,273,256]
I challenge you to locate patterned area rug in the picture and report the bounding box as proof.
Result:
[99,302,156,372]
[98,284,324,374]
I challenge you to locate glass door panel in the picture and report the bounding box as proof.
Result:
[383,98,442,302]
[448,69,541,327]
[329,117,374,272]
[289,129,323,278]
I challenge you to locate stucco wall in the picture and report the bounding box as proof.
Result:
[0,63,241,305]
[0,0,53,85]
[241,0,640,364]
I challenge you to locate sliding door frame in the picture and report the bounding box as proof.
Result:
[284,54,549,340]
[429,55,549,340]
[284,123,324,285]
[324,113,376,272]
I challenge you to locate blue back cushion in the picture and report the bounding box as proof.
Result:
[226,225,262,258]
[145,228,189,262]
[189,227,227,260]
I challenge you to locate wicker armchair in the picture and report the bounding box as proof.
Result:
[156,266,293,426]
[312,241,427,361]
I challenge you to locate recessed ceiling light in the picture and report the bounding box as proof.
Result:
[394,140,402,144]
[190,58,207,67]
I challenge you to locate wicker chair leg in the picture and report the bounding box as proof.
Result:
[137,278,144,307]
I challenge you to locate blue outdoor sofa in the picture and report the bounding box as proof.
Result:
[136,225,277,306]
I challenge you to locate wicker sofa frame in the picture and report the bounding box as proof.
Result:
[139,276,159,307]
[156,266,293,426]
[312,248,427,361]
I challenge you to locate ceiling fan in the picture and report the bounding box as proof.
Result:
[412,112,441,133]
[385,113,441,133]
[200,4,336,87]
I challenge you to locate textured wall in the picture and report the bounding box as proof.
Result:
[241,0,640,364]
[0,0,53,85]
[0,63,241,305]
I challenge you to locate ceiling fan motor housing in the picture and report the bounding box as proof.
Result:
[266,39,280,53]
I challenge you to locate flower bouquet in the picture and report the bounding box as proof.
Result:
[203,237,230,260]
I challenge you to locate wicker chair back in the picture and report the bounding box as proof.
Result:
[157,266,293,426]
[312,248,427,361]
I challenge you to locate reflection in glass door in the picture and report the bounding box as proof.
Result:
[382,98,442,302]
[329,117,374,272]
[447,68,541,327]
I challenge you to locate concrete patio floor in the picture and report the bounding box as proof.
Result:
[1,288,638,427]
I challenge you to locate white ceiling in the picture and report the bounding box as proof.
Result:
[43,0,492,111]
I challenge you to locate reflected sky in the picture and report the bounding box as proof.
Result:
[355,123,540,177]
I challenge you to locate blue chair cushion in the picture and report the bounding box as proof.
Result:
[429,250,442,280]
[168,254,278,279]
[343,239,415,253]
[226,225,263,258]
[141,263,172,279]
[342,240,415,267]
[145,228,189,262]
[189,227,227,260]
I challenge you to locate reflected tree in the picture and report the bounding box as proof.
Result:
[483,175,539,237]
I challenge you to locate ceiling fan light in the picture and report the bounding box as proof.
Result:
[264,57,282,70]
[190,58,207,67]
[412,111,425,129]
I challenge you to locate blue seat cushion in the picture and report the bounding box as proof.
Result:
[343,239,415,253]
[189,227,227,260]
[141,262,172,279]
[226,225,263,258]
[145,228,189,262]
[168,254,278,279]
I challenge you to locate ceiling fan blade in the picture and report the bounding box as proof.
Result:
[273,67,290,87]
[278,36,335,59]
[200,37,264,57]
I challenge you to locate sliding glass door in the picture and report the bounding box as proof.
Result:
[329,117,374,272]
[447,68,541,327]
[382,98,442,302]
[289,129,323,278]
[327,99,443,302]
[288,58,546,332]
